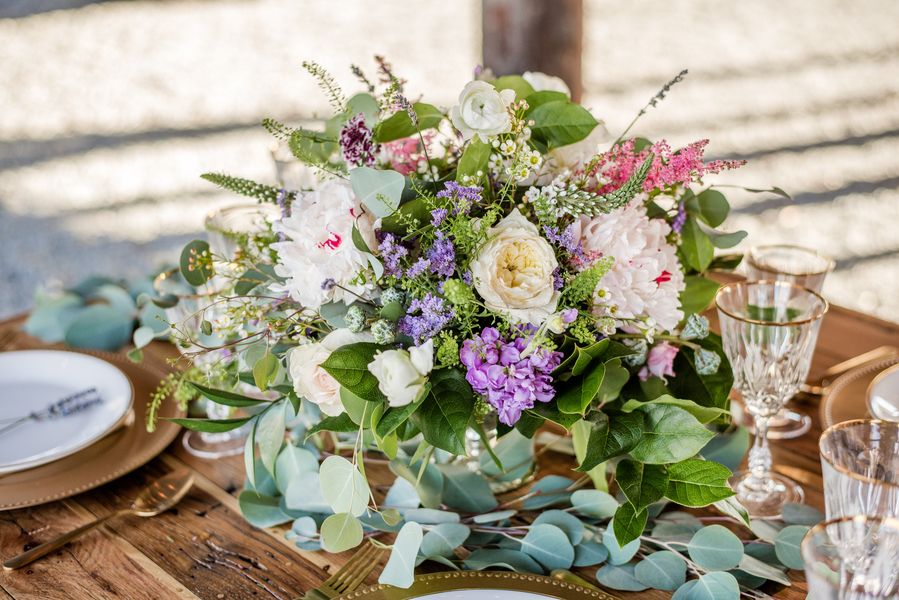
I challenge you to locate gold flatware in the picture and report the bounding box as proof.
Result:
[801,345,899,395]
[300,542,385,599]
[3,470,194,570]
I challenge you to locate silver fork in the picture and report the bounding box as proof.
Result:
[300,542,385,599]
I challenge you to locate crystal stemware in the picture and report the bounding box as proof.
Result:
[802,515,899,599]
[744,244,835,439]
[154,269,248,459]
[204,203,281,263]
[819,419,899,520]
[716,280,828,517]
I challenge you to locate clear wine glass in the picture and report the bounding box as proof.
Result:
[803,515,899,599]
[154,269,248,459]
[205,203,281,264]
[744,244,835,439]
[716,280,828,517]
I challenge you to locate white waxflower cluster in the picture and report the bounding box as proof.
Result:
[488,130,543,183]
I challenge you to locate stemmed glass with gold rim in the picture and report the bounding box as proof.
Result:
[716,280,828,517]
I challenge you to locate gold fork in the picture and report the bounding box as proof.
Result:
[300,542,385,600]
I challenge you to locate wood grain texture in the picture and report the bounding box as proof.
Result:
[1,301,897,599]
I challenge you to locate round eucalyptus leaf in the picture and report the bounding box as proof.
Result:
[289,516,318,541]
[320,513,364,553]
[274,444,319,494]
[671,580,697,600]
[603,521,640,565]
[774,525,809,570]
[132,325,156,350]
[520,524,575,571]
[651,521,701,544]
[238,490,291,528]
[532,509,585,545]
[379,522,423,588]
[573,539,609,567]
[595,563,648,592]
[473,509,517,524]
[401,508,460,525]
[320,455,370,517]
[521,475,573,510]
[737,554,790,586]
[781,503,824,527]
[64,304,134,351]
[687,525,744,570]
[384,477,421,509]
[686,571,740,600]
[634,550,687,590]
[570,489,618,518]
[419,523,470,558]
[284,473,331,513]
[463,549,543,573]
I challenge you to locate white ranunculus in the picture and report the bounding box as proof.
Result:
[288,328,374,416]
[522,71,571,96]
[450,81,515,143]
[547,121,611,171]
[272,180,377,309]
[367,340,434,407]
[469,209,560,325]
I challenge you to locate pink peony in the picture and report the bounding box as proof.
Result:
[639,342,679,382]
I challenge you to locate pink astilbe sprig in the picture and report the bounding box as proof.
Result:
[587,139,745,195]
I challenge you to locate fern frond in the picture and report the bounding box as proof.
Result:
[201,173,297,205]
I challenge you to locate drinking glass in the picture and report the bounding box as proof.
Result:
[819,419,899,519]
[802,515,899,599]
[716,280,828,517]
[745,244,835,439]
[154,269,248,459]
[205,203,281,263]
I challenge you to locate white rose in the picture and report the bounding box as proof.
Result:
[272,180,377,309]
[522,71,571,96]
[288,328,374,416]
[450,81,515,143]
[547,121,611,171]
[367,340,434,407]
[469,209,560,325]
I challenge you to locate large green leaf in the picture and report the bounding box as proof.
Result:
[237,491,292,528]
[168,416,250,433]
[687,189,730,228]
[576,411,644,472]
[321,342,386,403]
[665,459,734,507]
[634,551,687,591]
[687,572,740,600]
[687,524,744,570]
[519,524,574,571]
[492,75,534,98]
[528,101,598,149]
[320,513,364,553]
[374,103,444,143]
[320,455,371,517]
[619,395,730,424]
[680,275,720,316]
[616,459,669,509]
[667,334,733,416]
[556,362,605,414]
[456,138,492,183]
[630,404,715,464]
[611,502,649,546]
[63,304,134,351]
[679,216,715,272]
[189,383,271,408]
[596,359,629,404]
[412,369,475,455]
[419,523,470,559]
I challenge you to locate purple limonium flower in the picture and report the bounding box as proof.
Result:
[552,267,564,291]
[431,207,449,227]
[461,270,473,285]
[460,327,563,426]
[398,293,454,344]
[543,224,584,260]
[339,113,376,167]
[406,257,431,278]
[377,233,408,277]
[436,181,483,215]
[426,232,455,278]
[672,201,687,234]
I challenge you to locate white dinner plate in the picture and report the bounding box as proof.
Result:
[0,350,133,474]
[868,364,899,422]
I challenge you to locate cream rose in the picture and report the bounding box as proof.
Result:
[469,209,560,325]
[450,81,515,143]
[288,328,373,416]
[367,340,434,407]
[522,71,571,96]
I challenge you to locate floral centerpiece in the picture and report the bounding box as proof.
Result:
[147,59,806,595]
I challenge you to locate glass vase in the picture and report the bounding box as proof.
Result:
[457,410,537,494]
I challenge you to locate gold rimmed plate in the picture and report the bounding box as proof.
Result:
[820,354,899,428]
[334,571,617,599]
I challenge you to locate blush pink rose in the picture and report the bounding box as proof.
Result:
[639,342,678,382]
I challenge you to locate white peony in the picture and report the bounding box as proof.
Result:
[367,340,434,407]
[272,180,377,309]
[288,328,374,417]
[522,71,571,96]
[572,200,685,333]
[470,209,560,325]
[450,81,515,143]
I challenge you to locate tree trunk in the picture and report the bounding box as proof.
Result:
[481,0,583,102]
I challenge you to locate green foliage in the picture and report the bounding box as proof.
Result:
[412,369,476,455]
[456,137,492,183]
[616,459,669,510]
[680,275,720,316]
[520,524,575,571]
[320,342,386,403]
[349,166,405,218]
[629,404,715,464]
[301,60,346,112]
[774,525,809,570]
[492,75,535,98]
[320,513,364,553]
[664,459,734,506]
[687,525,744,570]
[200,173,296,205]
[374,103,444,143]
[379,523,423,588]
[575,411,644,472]
[528,101,598,149]
[562,256,614,304]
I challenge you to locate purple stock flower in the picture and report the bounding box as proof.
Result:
[426,232,455,278]
[460,327,562,426]
[672,201,687,234]
[436,181,483,215]
[398,293,454,344]
[339,113,376,167]
[377,233,408,277]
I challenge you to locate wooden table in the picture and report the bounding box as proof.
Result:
[1,303,897,600]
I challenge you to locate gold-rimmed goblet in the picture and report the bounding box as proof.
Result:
[744,244,835,439]
[716,280,828,517]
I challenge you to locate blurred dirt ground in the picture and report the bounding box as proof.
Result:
[1,0,898,322]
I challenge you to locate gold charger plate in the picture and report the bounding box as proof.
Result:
[334,571,616,599]
[820,354,899,428]
[0,334,184,510]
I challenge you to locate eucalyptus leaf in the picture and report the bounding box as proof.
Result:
[687,571,740,600]
[574,540,609,567]
[24,293,83,343]
[350,167,405,218]
[379,522,423,588]
[596,564,648,592]
[634,550,687,590]
[238,490,292,528]
[519,524,574,571]
[320,513,364,553]
[532,510,585,545]
[319,455,370,517]
[273,444,318,495]
[389,458,444,509]
[570,489,618,519]
[419,523,469,558]
[384,477,421,509]
[737,554,791,586]
[252,351,280,392]
[700,425,750,472]
[688,525,744,570]
[521,475,573,509]
[401,508,460,524]
[781,503,824,526]
[64,304,134,351]
[438,464,497,514]
[472,510,517,524]
[285,473,331,513]
[463,549,543,573]
[256,402,286,475]
[774,525,809,570]
[603,520,641,565]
